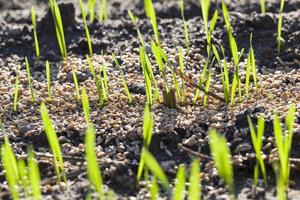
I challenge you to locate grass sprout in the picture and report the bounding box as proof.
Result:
[27,147,42,200]
[112,53,133,104]
[1,136,19,200]
[79,0,93,55]
[173,164,186,200]
[13,65,20,112]
[46,60,52,101]
[18,159,30,199]
[40,102,66,183]
[203,69,212,107]
[98,0,107,22]
[49,0,67,58]
[71,65,80,100]
[273,104,295,194]
[81,88,90,125]
[189,159,201,200]
[25,57,35,103]
[179,47,186,102]
[144,0,160,46]
[85,125,104,199]
[180,0,189,52]
[87,0,95,22]
[128,10,145,47]
[31,5,40,58]
[209,129,235,196]
[277,0,285,54]
[260,0,266,14]
[150,177,159,200]
[140,46,153,105]
[247,115,267,187]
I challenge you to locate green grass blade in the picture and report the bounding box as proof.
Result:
[28,148,42,200]
[150,177,159,200]
[203,69,212,107]
[180,0,189,52]
[13,65,19,112]
[179,47,186,102]
[25,57,35,102]
[260,0,266,14]
[188,159,201,200]
[245,52,251,97]
[31,5,40,58]
[81,88,90,125]
[18,159,30,199]
[173,164,186,200]
[85,125,104,199]
[250,33,258,89]
[98,0,107,22]
[46,60,52,101]
[40,102,66,183]
[71,65,80,100]
[144,0,160,45]
[143,148,170,191]
[79,0,93,55]
[140,47,153,105]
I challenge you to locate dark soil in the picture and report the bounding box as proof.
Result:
[0,0,300,199]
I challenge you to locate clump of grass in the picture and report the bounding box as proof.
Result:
[173,164,186,200]
[1,136,19,200]
[98,0,107,22]
[40,102,66,183]
[144,0,160,46]
[79,0,93,55]
[260,0,266,14]
[112,53,133,104]
[25,57,35,103]
[46,60,52,101]
[273,104,295,199]
[179,0,189,52]
[277,0,285,54]
[188,159,201,200]
[247,115,267,187]
[209,129,235,197]
[31,5,40,58]
[49,0,68,58]
[13,65,20,112]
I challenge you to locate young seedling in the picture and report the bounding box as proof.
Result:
[1,136,19,200]
[31,5,40,58]
[25,57,35,103]
[27,147,42,200]
[203,69,212,107]
[98,0,107,22]
[86,55,105,107]
[150,177,159,200]
[40,102,66,183]
[178,47,186,102]
[71,65,80,100]
[277,0,285,54]
[81,88,90,125]
[128,10,146,47]
[260,0,266,14]
[273,104,295,194]
[144,0,160,46]
[140,46,153,105]
[49,0,68,58]
[85,125,104,199]
[246,34,258,97]
[87,0,95,23]
[112,53,133,104]
[79,0,93,55]
[247,115,267,187]
[46,60,52,101]
[18,159,30,199]
[209,129,235,197]
[179,0,189,52]
[13,65,20,112]
[188,159,201,200]
[173,164,186,200]
[250,34,258,89]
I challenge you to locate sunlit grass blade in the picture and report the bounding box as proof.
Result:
[40,102,66,183]
[87,0,95,22]
[180,0,189,52]
[27,147,42,200]
[81,88,90,125]
[140,46,153,105]
[13,65,20,112]
[142,148,170,191]
[112,53,133,104]
[98,0,107,22]
[179,47,186,102]
[173,164,186,200]
[49,0,68,58]
[128,10,145,47]
[209,129,235,196]
[79,0,93,55]
[203,69,212,107]
[200,0,211,41]
[245,51,251,98]
[144,0,160,45]
[260,0,266,14]
[18,159,30,199]
[31,5,40,58]
[46,60,52,101]
[25,57,35,102]
[1,136,19,200]
[277,0,285,54]
[144,51,160,102]
[250,34,258,89]
[188,159,201,200]
[150,177,159,200]
[85,125,104,199]
[247,115,267,187]
[71,65,80,100]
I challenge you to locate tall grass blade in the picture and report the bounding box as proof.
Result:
[28,147,42,200]
[150,177,159,200]
[173,164,186,200]
[31,5,40,58]
[79,0,93,55]
[188,159,201,200]
[71,65,80,100]
[25,57,35,102]
[144,0,160,45]
[179,47,186,102]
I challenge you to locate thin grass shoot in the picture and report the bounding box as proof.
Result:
[25,57,35,102]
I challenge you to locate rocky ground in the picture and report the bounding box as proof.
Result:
[0,0,300,199]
